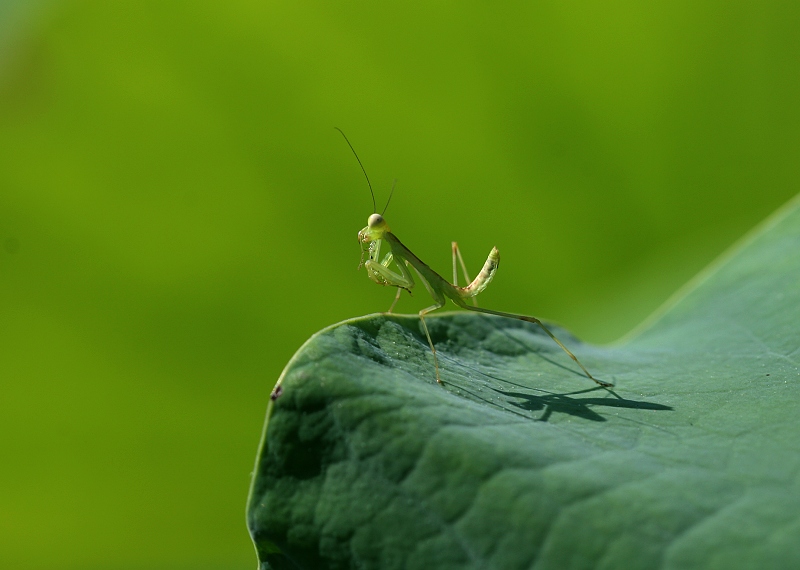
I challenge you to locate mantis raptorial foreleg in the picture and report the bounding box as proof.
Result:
[365,248,416,315]
[365,256,414,292]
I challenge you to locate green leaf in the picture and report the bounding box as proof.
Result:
[247,195,800,570]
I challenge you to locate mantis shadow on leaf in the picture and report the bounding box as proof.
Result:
[493,386,673,423]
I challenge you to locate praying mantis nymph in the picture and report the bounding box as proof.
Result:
[337,128,612,388]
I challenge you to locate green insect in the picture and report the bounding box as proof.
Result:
[337,128,611,388]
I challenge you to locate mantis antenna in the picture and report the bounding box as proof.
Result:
[382,179,396,216]
[335,127,376,213]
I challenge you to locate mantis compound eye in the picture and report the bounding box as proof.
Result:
[368,213,384,227]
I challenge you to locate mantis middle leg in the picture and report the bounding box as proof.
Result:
[418,298,447,384]
[367,255,447,384]
[397,264,448,384]
[387,288,403,313]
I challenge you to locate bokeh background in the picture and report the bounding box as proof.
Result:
[1,1,798,568]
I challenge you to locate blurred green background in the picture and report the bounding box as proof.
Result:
[1,1,798,568]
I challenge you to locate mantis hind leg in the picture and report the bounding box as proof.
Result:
[452,298,612,388]
[451,242,478,307]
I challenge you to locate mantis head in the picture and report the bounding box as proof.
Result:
[357,213,390,269]
[358,213,390,244]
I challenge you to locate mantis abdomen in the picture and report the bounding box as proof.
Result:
[458,247,499,299]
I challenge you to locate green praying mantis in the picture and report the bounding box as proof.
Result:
[337,128,612,388]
